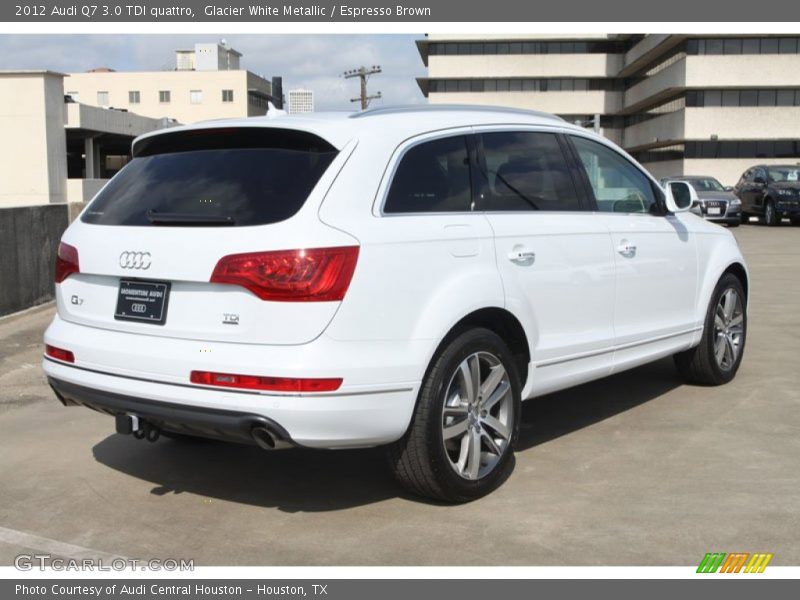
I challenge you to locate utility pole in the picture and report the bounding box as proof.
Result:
[344,65,382,110]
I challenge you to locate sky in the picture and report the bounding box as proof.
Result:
[0,34,428,110]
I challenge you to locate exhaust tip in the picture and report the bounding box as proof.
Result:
[251,426,277,450]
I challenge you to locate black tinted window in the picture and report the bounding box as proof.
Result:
[477,132,580,211]
[83,128,337,227]
[384,136,472,213]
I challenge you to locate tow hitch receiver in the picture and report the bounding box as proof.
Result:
[115,413,160,442]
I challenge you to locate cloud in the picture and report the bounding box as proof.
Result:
[0,34,428,110]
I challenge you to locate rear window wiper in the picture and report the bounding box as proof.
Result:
[145,210,236,226]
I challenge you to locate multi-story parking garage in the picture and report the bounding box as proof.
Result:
[416,34,800,185]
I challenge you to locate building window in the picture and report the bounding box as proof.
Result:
[222,89,234,103]
[686,37,800,55]
[97,91,109,106]
[426,77,622,94]
[427,39,632,56]
[633,140,800,162]
[159,90,171,103]
[685,88,800,107]
[128,91,140,104]
[190,90,203,104]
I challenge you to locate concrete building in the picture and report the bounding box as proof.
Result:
[287,88,315,114]
[417,34,800,185]
[0,70,171,208]
[64,41,273,124]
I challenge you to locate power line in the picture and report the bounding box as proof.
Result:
[343,65,382,110]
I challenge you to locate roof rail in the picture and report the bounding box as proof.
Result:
[350,104,565,122]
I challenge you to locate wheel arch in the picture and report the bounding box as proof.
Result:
[425,307,531,394]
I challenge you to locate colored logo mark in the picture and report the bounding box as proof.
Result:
[697,552,773,573]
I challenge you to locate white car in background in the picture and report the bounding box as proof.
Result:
[43,105,749,502]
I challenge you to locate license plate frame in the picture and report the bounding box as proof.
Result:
[114,279,171,325]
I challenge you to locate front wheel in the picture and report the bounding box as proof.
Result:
[388,328,522,503]
[764,199,780,226]
[674,273,746,385]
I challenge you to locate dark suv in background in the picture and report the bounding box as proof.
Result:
[734,165,800,226]
[660,176,741,226]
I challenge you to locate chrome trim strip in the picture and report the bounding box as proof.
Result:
[536,327,702,368]
[43,357,414,398]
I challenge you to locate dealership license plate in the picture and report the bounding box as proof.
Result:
[707,207,722,215]
[114,280,170,325]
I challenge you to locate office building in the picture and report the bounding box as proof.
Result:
[417,34,800,184]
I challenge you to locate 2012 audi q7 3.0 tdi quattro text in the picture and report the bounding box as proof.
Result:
[43,106,749,502]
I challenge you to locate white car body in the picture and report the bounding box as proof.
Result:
[43,106,748,451]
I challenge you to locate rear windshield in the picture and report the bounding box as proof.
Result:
[82,128,338,227]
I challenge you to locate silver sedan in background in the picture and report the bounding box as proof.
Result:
[660,176,742,226]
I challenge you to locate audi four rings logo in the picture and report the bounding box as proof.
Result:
[119,251,152,270]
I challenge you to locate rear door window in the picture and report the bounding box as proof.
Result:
[476,131,581,211]
[82,128,338,227]
[384,136,473,213]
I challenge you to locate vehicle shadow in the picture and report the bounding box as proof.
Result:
[92,357,681,511]
[517,356,681,451]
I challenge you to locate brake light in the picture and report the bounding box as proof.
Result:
[190,370,342,393]
[210,246,359,302]
[45,344,75,363]
[55,242,80,283]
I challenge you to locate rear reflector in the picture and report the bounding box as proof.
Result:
[190,370,342,393]
[45,344,75,363]
[55,242,80,283]
[210,246,359,302]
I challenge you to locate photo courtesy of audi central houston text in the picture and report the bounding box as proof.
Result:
[1,32,798,566]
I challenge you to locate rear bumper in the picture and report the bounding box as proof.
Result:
[43,314,425,448]
[49,375,294,447]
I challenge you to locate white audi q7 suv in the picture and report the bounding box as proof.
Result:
[43,105,748,502]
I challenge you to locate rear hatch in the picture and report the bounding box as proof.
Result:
[56,126,358,346]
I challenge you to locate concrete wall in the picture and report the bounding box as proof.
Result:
[428,53,623,78]
[66,179,107,204]
[0,204,68,317]
[0,71,67,207]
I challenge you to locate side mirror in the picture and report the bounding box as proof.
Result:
[665,181,697,213]
[724,186,734,192]
[754,176,766,185]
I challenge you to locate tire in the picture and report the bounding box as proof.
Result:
[388,327,522,503]
[674,273,747,386]
[727,221,739,228]
[791,218,800,226]
[764,199,780,226]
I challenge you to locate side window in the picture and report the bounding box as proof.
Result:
[384,136,472,213]
[477,131,580,211]
[571,136,659,214]
[754,168,766,182]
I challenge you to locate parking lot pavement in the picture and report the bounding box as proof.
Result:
[0,224,798,567]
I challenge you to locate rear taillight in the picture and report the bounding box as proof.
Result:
[210,246,359,302]
[190,370,342,393]
[45,344,75,363]
[55,242,80,283]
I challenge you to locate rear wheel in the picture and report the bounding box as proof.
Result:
[389,328,521,503]
[764,199,780,226]
[674,273,746,385]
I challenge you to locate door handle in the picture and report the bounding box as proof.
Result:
[508,248,536,264]
[617,240,637,258]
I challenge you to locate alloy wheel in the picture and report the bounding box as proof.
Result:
[441,351,513,480]
[713,288,744,371]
